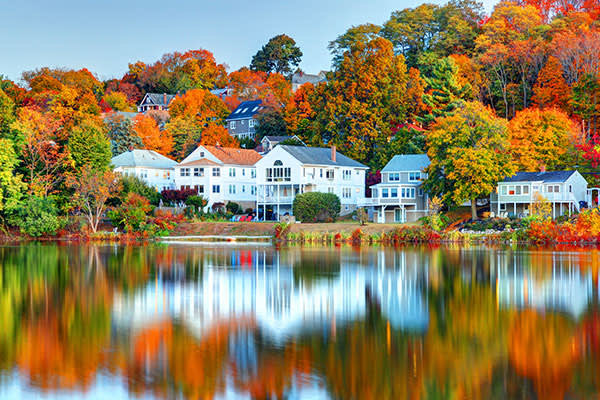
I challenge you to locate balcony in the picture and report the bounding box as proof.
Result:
[498,192,578,203]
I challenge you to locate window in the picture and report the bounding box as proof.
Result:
[234,109,241,114]
[180,185,190,190]
[372,189,378,198]
[401,188,415,198]
[242,107,248,113]
[195,185,204,194]
[242,185,245,193]
[382,189,389,198]
[343,170,351,180]
[141,170,148,179]
[391,188,398,198]
[569,185,573,192]
[229,168,236,177]
[212,185,220,193]
[163,171,170,179]
[388,173,400,182]
[515,186,521,195]
[408,172,421,181]
[320,169,323,178]
[230,121,236,129]
[252,106,259,112]
[499,203,506,211]
[193,168,204,177]
[326,169,335,180]
[523,186,529,194]
[303,168,306,177]
[229,184,236,194]
[213,168,221,177]
[251,169,256,178]
[242,168,245,176]
[418,188,423,196]
[342,188,352,198]
[547,185,560,193]
[328,187,334,193]
[249,119,255,128]
[180,168,190,177]
[500,186,507,195]
[199,151,205,158]
[251,186,256,195]
[266,167,291,182]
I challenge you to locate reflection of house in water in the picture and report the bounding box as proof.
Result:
[112,249,430,340]
[495,251,596,318]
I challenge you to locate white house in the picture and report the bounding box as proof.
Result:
[111,149,176,192]
[174,145,262,211]
[137,93,176,113]
[255,145,368,220]
[490,171,588,218]
[367,154,430,223]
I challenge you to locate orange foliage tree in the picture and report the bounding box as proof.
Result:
[225,68,291,110]
[508,107,579,171]
[132,114,173,156]
[532,56,571,110]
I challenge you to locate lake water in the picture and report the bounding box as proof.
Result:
[1,243,600,399]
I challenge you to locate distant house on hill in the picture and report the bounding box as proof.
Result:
[291,71,327,92]
[210,87,233,101]
[111,149,177,191]
[226,100,264,140]
[138,93,176,113]
[260,135,304,153]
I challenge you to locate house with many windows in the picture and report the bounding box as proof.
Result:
[174,145,262,210]
[225,100,263,139]
[490,171,589,219]
[255,145,368,220]
[111,149,177,192]
[137,93,176,113]
[367,154,430,223]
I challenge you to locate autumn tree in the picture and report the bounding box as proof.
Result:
[425,101,515,219]
[571,73,600,138]
[67,168,121,233]
[199,124,238,147]
[283,82,316,142]
[250,34,303,76]
[508,107,578,171]
[225,68,292,110]
[102,92,134,112]
[531,56,570,110]
[132,114,173,156]
[105,114,142,156]
[10,107,69,196]
[164,117,202,160]
[0,89,15,139]
[68,119,112,172]
[255,109,288,139]
[328,24,382,67]
[311,37,412,168]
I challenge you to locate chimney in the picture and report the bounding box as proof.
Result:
[331,145,336,162]
[163,93,167,105]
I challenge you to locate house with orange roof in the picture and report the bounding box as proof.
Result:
[174,145,262,210]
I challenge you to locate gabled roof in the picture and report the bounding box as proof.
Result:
[501,171,577,183]
[177,158,221,167]
[203,146,262,166]
[140,93,176,106]
[382,154,430,172]
[262,135,294,142]
[291,71,327,86]
[111,149,177,169]
[226,100,262,121]
[279,145,367,168]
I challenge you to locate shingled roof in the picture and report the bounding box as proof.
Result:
[226,100,263,121]
[203,146,262,166]
[382,154,430,172]
[501,171,577,183]
[111,149,177,169]
[279,145,367,168]
[140,93,176,106]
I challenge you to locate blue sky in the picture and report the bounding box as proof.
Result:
[0,0,496,83]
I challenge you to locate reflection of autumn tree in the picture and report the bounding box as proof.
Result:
[509,310,579,400]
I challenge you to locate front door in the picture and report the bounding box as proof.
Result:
[394,208,403,223]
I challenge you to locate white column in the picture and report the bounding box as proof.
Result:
[277,184,280,221]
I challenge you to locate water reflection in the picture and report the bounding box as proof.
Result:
[0,244,600,399]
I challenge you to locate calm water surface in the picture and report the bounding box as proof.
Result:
[1,243,600,399]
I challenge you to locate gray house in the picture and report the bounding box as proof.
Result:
[490,171,589,218]
[137,93,176,113]
[291,71,327,92]
[260,135,303,153]
[368,154,430,223]
[226,100,263,139]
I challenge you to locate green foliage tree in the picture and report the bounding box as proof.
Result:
[0,89,15,140]
[107,192,152,232]
[8,195,62,237]
[373,127,426,170]
[105,114,142,156]
[164,117,202,160]
[117,174,161,206]
[424,101,515,220]
[0,139,25,221]
[419,57,472,127]
[68,119,112,172]
[293,192,341,222]
[255,109,288,139]
[250,34,303,76]
[571,73,600,138]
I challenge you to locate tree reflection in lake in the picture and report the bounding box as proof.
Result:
[0,244,600,399]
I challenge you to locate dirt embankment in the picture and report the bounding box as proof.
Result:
[170,222,404,237]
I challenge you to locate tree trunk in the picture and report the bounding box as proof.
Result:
[471,199,478,221]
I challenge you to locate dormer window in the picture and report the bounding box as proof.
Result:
[252,106,259,112]
[234,108,241,114]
